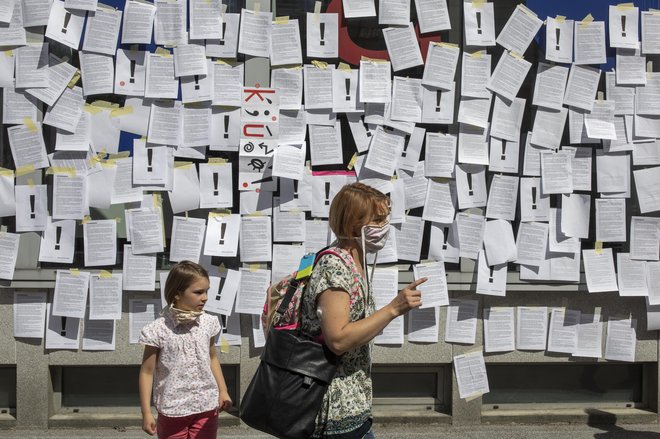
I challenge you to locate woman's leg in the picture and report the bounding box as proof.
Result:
[156,412,193,439]
[186,408,219,439]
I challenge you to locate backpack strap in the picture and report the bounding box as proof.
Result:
[275,276,301,317]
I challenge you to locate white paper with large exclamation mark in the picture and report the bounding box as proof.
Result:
[206,13,240,59]
[306,12,338,58]
[463,1,495,47]
[45,0,86,49]
[455,164,487,209]
[15,184,49,232]
[609,5,639,50]
[39,217,76,264]
[421,83,455,125]
[181,59,214,104]
[204,213,241,257]
[210,107,240,151]
[428,221,459,264]
[199,162,233,208]
[45,303,81,350]
[311,173,348,218]
[520,177,550,222]
[545,16,574,64]
[115,49,147,96]
[332,68,362,113]
[279,170,313,211]
[205,269,241,316]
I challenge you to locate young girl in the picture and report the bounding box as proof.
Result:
[300,182,426,438]
[139,261,232,438]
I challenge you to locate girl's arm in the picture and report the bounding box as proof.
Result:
[210,340,233,412]
[318,278,426,356]
[139,346,159,436]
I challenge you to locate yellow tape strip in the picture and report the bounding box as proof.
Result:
[555,15,566,23]
[46,167,77,177]
[15,164,35,177]
[580,13,594,27]
[99,270,113,279]
[220,336,230,353]
[27,178,35,188]
[347,153,358,170]
[471,0,485,7]
[361,56,388,64]
[83,103,104,114]
[616,3,635,10]
[249,264,261,272]
[209,210,231,218]
[338,62,351,71]
[274,16,289,24]
[174,161,194,169]
[90,100,117,109]
[23,118,37,133]
[509,50,523,60]
[4,50,13,57]
[434,41,459,48]
[110,106,133,117]
[67,70,81,88]
[0,167,14,177]
[81,215,92,224]
[595,240,603,255]
[468,50,485,59]
[311,60,328,69]
[209,157,228,165]
[70,268,80,276]
[155,47,172,58]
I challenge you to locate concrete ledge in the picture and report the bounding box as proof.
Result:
[48,412,240,429]
[482,408,658,425]
[0,413,16,429]
[372,409,451,425]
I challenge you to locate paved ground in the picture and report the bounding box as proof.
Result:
[2,423,660,439]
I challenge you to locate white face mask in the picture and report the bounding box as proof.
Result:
[361,223,390,254]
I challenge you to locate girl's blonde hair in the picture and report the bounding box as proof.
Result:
[329,182,390,239]
[164,261,209,305]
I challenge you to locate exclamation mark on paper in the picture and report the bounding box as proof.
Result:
[54,226,62,250]
[319,22,326,46]
[215,277,225,301]
[621,15,627,37]
[147,148,153,172]
[466,173,474,196]
[324,182,330,205]
[29,194,36,219]
[219,222,227,245]
[293,179,299,199]
[500,140,507,160]
[531,186,537,210]
[555,28,561,50]
[401,135,410,158]
[442,227,449,250]
[488,267,494,283]
[129,59,136,83]
[62,11,71,34]
[60,317,67,336]
[193,75,200,90]
[435,90,442,112]
[345,78,351,101]
[219,22,227,45]
[476,11,482,34]
[220,314,228,334]
[223,115,230,138]
[213,172,219,196]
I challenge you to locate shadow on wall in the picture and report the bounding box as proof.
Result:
[587,408,660,438]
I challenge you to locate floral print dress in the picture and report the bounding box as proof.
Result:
[300,246,376,437]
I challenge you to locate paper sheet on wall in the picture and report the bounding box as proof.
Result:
[496,4,542,55]
[476,249,507,296]
[563,64,601,112]
[573,312,603,358]
[483,307,514,352]
[560,193,590,239]
[456,212,485,260]
[83,219,117,266]
[46,0,86,50]
[483,219,517,266]
[604,317,636,362]
[583,248,618,293]
[0,231,20,280]
[306,13,338,58]
[45,303,80,349]
[235,267,270,315]
[120,244,155,292]
[609,5,639,49]
[53,269,90,319]
[630,216,660,261]
[445,299,478,345]
[15,184,48,232]
[270,19,302,66]
[486,174,518,221]
[547,308,580,354]
[595,198,626,243]
[372,267,403,345]
[239,216,272,262]
[144,52,178,99]
[532,62,569,111]
[617,253,649,297]
[516,306,548,351]
[454,351,489,399]
[128,299,161,344]
[413,261,449,308]
[89,273,122,321]
[13,291,47,338]
[206,13,240,59]
[238,8,272,57]
[574,20,606,65]
[407,306,439,343]
[15,43,49,89]
[545,16,573,63]
[486,51,531,102]
[463,1,495,47]
[121,0,155,44]
[359,60,392,103]
[39,218,75,264]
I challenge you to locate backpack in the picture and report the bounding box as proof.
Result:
[261,247,355,334]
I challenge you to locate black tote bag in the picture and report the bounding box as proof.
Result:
[239,328,340,439]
